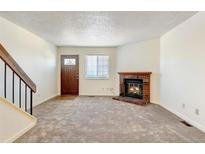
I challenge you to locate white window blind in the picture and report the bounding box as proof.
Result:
[85,55,109,79]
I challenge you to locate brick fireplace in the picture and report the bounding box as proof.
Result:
[113,72,152,105]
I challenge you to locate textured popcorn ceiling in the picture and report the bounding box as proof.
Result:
[0,12,197,47]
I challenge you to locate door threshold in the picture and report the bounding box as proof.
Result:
[58,95,78,100]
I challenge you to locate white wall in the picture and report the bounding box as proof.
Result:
[116,38,160,103]
[57,47,117,96]
[0,17,57,107]
[160,12,205,132]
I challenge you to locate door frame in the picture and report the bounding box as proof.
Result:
[60,55,79,95]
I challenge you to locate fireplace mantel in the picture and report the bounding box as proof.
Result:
[118,72,152,75]
[114,72,152,105]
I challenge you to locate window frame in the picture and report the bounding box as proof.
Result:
[64,58,76,65]
[85,54,110,80]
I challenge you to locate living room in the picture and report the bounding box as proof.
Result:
[0,0,205,152]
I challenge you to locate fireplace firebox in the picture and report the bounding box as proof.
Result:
[124,79,143,99]
[113,72,151,105]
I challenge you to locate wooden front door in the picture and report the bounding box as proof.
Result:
[61,55,79,95]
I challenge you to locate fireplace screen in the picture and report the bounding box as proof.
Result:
[124,79,143,99]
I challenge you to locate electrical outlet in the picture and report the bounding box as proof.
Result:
[182,103,185,109]
[110,88,115,95]
[195,109,199,115]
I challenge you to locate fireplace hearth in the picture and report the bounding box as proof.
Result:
[113,72,152,105]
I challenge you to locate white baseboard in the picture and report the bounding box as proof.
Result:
[150,101,160,104]
[7,94,58,142]
[34,94,59,107]
[79,94,117,97]
[160,103,205,133]
[0,97,37,143]
[6,119,37,143]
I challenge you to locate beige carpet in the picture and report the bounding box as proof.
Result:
[15,96,205,143]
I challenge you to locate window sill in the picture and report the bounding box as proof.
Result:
[85,77,109,80]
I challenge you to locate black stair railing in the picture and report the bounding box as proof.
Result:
[0,43,36,115]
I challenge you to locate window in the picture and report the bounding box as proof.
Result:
[64,58,76,65]
[85,55,109,79]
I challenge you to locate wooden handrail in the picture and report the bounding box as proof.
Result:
[0,43,36,92]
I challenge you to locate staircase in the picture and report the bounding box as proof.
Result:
[0,43,37,142]
[0,43,36,114]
